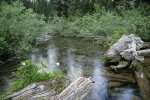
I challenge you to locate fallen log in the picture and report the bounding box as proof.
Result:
[49,77,94,100]
[8,83,47,100]
[143,42,150,49]
[104,34,150,100]
[8,77,94,100]
[104,34,144,62]
[137,49,150,57]
[105,34,150,65]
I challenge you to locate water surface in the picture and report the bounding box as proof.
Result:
[0,37,141,100]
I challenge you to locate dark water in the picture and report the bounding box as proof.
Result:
[0,37,142,100]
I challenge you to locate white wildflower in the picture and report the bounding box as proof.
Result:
[22,63,26,65]
[56,63,60,66]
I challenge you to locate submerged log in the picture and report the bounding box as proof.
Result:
[111,60,129,71]
[132,62,150,100]
[8,77,94,100]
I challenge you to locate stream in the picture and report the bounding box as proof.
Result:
[0,36,146,100]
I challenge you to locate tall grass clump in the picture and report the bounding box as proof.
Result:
[9,60,66,93]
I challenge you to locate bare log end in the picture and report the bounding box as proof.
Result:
[54,77,94,100]
[8,77,94,100]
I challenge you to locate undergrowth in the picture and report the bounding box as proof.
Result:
[7,60,66,95]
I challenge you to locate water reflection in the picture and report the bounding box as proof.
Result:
[31,45,58,72]
[118,89,134,100]
[67,48,83,82]
[90,59,108,100]
[83,53,109,100]
[47,45,58,71]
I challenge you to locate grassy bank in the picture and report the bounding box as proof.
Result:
[0,60,66,99]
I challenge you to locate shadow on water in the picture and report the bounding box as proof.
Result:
[0,60,21,94]
[0,37,142,100]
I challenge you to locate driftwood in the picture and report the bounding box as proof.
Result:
[105,34,150,69]
[143,42,150,49]
[104,34,144,62]
[49,77,94,100]
[8,83,47,100]
[8,77,94,100]
[104,34,150,100]
[137,49,150,57]
[111,60,129,71]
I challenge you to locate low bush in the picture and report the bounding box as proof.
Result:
[47,5,150,45]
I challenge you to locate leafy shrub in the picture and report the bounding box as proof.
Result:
[47,5,150,44]
[46,16,67,35]
[0,1,47,60]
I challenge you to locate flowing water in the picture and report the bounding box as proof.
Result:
[0,36,143,100]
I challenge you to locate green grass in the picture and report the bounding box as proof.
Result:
[9,60,66,94]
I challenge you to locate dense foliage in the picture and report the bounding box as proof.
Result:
[3,0,149,18]
[47,5,150,45]
[0,0,149,61]
[0,1,46,61]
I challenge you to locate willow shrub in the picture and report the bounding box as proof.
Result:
[0,1,47,60]
[48,5,150,45]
